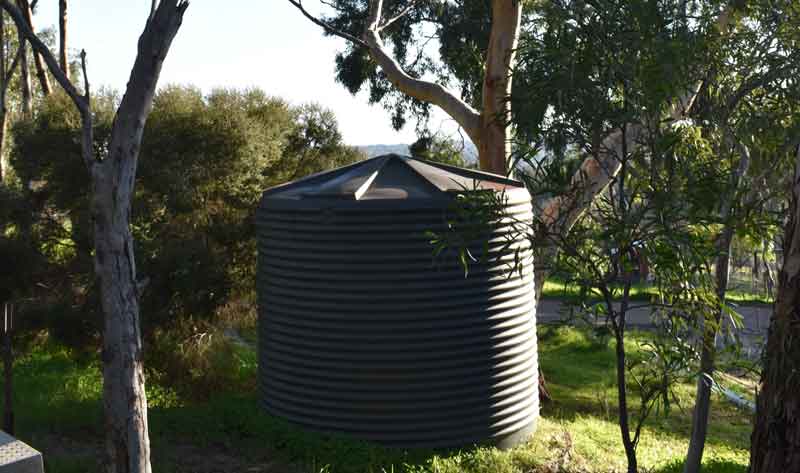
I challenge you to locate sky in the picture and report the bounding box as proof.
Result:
[31,0,448,146]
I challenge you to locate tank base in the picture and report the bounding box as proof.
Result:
[493,418,538,450]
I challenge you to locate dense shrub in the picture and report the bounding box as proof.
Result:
[6,86,364,350]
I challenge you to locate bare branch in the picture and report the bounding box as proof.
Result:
[286,0,481,144]
[79,48,88,100]
[377,0,421,32]
[285,0,368,48]
[362,0,480,144]
[0,0,93,169]
[367,0,383,29]
[0,0,84,110]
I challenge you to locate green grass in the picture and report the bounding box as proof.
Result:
[540,277,773,305]
[4,327,752,473]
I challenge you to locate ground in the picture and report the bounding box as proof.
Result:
[3,322,756,473]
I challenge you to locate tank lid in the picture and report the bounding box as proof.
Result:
[263,154,524,201]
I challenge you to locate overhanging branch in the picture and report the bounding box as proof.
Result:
[287,0,482,145]
[285,0,368,48]
[0,0,85,111]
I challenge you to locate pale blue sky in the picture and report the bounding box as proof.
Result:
[31,1,449,145]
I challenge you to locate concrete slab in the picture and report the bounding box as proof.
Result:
[0,431,43,473]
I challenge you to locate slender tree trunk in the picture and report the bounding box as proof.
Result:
[0,109,7,183]
[683,129,750,473]
[58,0,68,79]
[612,310,637,473]
[749,147,800,473]
[18,36,31,118]
[17,0,50,95]
[761,243,774,298]
[684,227,733,472]
[0,13,7,184]
[753,251,760,278]
[478,0,520,175]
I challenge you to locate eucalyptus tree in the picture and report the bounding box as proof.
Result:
[679,2,800,469]
[0,2,189,472]
[17,0,50,95]
[750,145,800,473]
[58,0,67,78]
[287,0,735,297]
[0,10,23,183]
[507,4,732,471]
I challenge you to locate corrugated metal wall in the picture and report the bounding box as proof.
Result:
[256,156,538,448]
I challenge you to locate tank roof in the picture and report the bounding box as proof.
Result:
[263,154,525,202]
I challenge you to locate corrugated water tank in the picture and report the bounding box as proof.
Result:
[256,154,538,449]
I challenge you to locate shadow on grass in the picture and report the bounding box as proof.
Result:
[149,395,442,473]
[537,325,751,454]
[653,458,747,473]
[6,327,751,473]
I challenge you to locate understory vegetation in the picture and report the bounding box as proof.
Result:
[6,325,752,473]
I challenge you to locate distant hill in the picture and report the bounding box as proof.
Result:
[357,144,411,158]
[357,142,478,165]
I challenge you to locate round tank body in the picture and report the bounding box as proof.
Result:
[256,154,538,448]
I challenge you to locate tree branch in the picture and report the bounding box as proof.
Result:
[285,0,368,48]
[377,0,420,32]
[287,0,481,145]
[363,0,481,144]
[79,48,88,100]
[0,0,94,169]
[110,0,188,166]
[0,0,84,110]
[539,3,738,238]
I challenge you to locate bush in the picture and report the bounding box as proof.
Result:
[146,319,256,400]
[8,86,364,350]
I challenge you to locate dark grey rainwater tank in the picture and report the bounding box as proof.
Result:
[256,154,538,449]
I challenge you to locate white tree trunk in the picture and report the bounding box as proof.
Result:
[59,0,68,79]
[478,0,521,175]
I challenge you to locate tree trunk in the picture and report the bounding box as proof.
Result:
[0,1,188,471]
[18,37,31,118]
[753,251,760,278]
[17,0,50,96]
[478,0,520,174]
[94,163,151,473]
[0,12,7,185]
[749,147,800,473]
[59,0,68,78]
[761,243,775,298]
[684,129,750,473]
[684,228,733,473]
[0,109,7,183]
[612,314,638,473]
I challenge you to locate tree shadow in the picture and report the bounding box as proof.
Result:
[652,458,747,473]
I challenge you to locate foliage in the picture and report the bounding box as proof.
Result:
[409,133,468,167]
[6,86,363,348]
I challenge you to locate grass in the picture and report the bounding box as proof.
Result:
[540,277,773,305]
[3,326,752,473]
